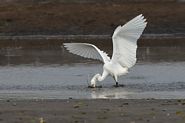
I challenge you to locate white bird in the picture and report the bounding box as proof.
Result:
[64,14,147,88]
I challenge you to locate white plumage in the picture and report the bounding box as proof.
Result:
[64,43,110,63]
[64,14,147,87]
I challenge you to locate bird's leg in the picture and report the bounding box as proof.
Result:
[114,81,124,87]
[116,82,119,87]
[113,75,124,87]
[114,82,120,87]
[113,75,119,87]
[113,82,119,87]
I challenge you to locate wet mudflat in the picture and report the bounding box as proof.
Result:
[0,99,185,123]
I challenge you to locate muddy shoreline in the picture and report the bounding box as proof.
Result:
[0,99,185,123]
[0,36,185,48]
[0,1,185,35]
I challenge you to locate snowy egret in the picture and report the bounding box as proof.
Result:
[64,14,147,88]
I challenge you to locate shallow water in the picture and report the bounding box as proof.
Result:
[0,46,185,99]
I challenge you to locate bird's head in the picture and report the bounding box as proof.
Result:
[90,79,96,88]
[90,74,101,88]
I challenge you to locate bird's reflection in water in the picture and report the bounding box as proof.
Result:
[90,88,134,99]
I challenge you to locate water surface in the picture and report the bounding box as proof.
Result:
[0,45,185,99]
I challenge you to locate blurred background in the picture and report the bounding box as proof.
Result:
[0,0,185,35]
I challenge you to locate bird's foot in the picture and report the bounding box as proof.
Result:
[113,83,125,88]
[88,85,102,88]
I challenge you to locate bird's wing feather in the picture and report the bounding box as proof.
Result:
[63,43,110,63]
[111,14,147,68]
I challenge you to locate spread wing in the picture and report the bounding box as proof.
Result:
[111,14,147,68]
[63,43,110,63]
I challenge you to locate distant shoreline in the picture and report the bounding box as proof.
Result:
[0,0,183,4]
[0,1,184,35]
[0,33,185,40]
[0,34,185,48]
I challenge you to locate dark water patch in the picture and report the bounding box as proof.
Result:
[1,35,185,48]
[0,46,185,66]
[138,47,185,62]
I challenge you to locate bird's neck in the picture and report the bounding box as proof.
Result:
[90,73,107,87]
[93,74,102,81]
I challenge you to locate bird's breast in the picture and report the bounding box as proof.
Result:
[104,62,128,76]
